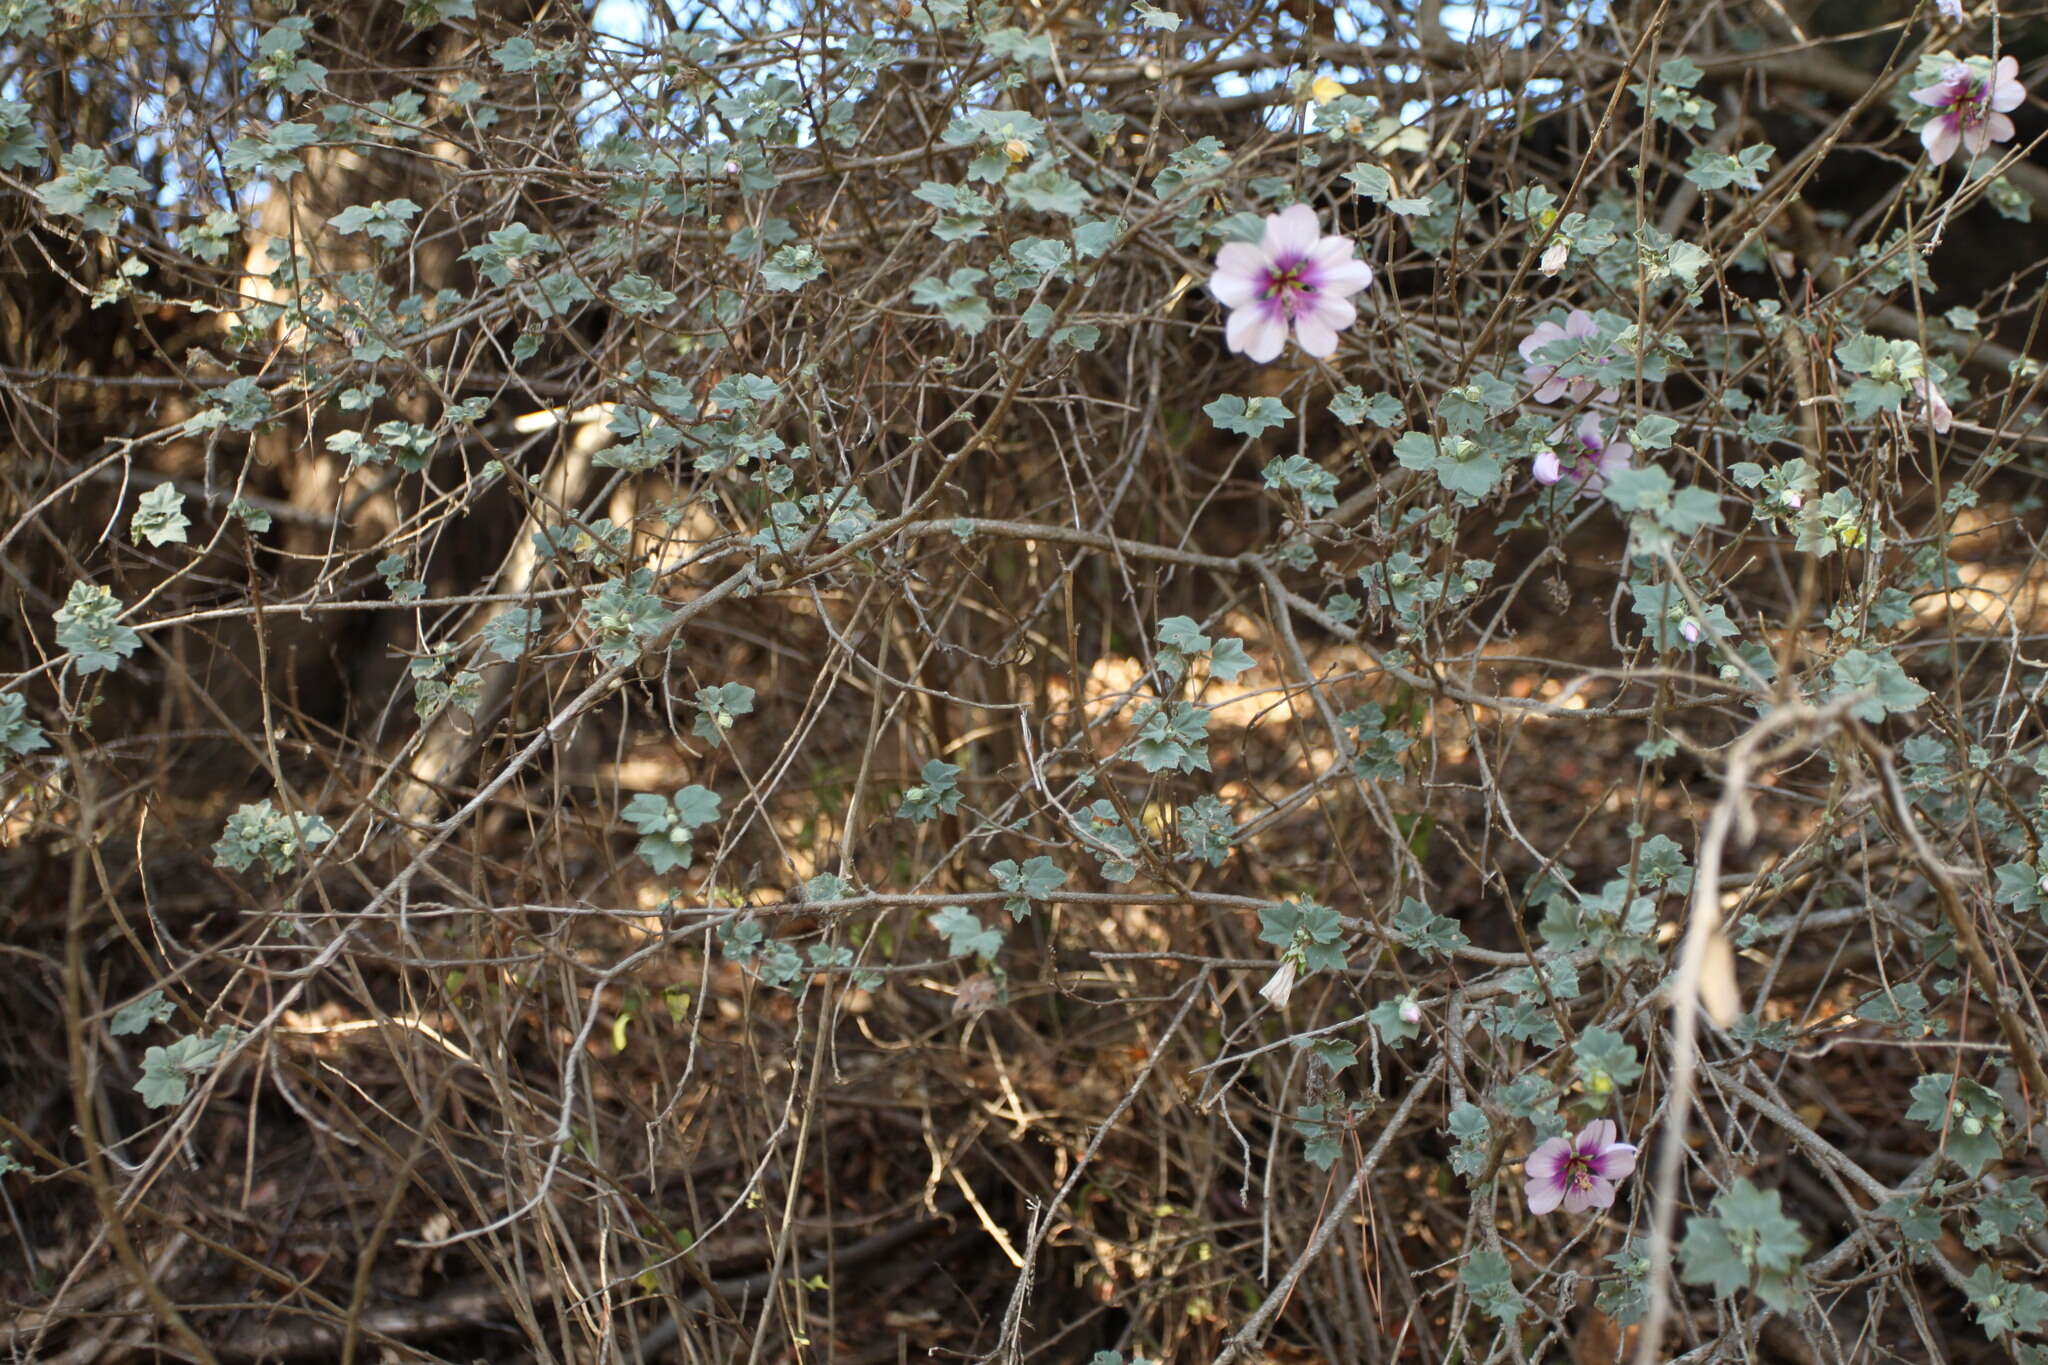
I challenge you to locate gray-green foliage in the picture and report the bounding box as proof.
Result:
[622,786,722,874]
[213,800,336,878]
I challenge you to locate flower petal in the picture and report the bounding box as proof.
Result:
[1577,1119,1617,1153]
[1925,117,1960,165]
[1262,204,1323,263]
[1300,290,1358,335]
[1209,243,1271,307]
[1580,1178,1618,1211]
[1560,1184,1594,1214]
[1588,1142,1638,1181]
[1519,321,1563,362]
[1293,312,1341,358]
[1985,112,2015,147]
[1564,309,1599,340]
[1525,1176,1565,1215]
[1525,1137,1572,1183]
[1575,412,1604,449]
[1531,449,1562,484]
[1315,259,1376,299]
[1228,304,1289,364]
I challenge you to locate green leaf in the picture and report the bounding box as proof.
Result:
[130,483,190,547]
[0,100,47,171]
[909,267,992,334]
[111,990,175,1036]
[1574,1025,1644,1094]
[1369,996,1420,1045]
[1828,649,1928,721]
[54,581,142,675]
[899,758,963,821]
[691,682,757,745]
[1964,1264,2048,1338]
[136,1028,239,1109]
[1343,163,1392,202]
[1331,386,1403,427]
[329,198,420,246]
[0,692,48,758]
[1447,1101,1489,1178]
[39,147,150,232]
[931,904,1003,959]
[1630,414,1680,449]
[1392,430,1502,500]
[991,855,1066,915]
[760,243,824,291]
[223,122,321,183]
[1206,637,1255,682]
[481,607,541,662]
[1460,1249,1525,1322]
[1393,896,1467,957]
[1133,0,1180,29]
[1204,394,1293,437]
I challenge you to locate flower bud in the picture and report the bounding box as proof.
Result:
[1539,240,1569,277]
[1002,138,1030,163]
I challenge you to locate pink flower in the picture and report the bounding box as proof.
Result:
[1533,413,1633,494]
[1935,0,1966,20]
[1525,1119,1638,1215]
[1208,204,1374,364]
[1519,309,1620,404]
[1679,618,1704,645]
[1912,376,1954,434]
[1912,56,2025,165]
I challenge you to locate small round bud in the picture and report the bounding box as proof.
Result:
[716,711,734,730]
[1962,1114,1984,1136]
[1002,138,1030,163]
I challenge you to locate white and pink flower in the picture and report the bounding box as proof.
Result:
[1912,376,1954,434]
[1525,1119,1638,1215]
[1208,204,1375,364]
[1912,56,2026,165]
[1534,413,1633,494]
[1519,309,1621,404]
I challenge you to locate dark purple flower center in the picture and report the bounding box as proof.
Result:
[1562,1153,1599,1193]
[1261,258,1318,315]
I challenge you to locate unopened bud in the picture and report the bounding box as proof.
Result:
[1002,138,1030,163]
[1539,240,1570,276]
